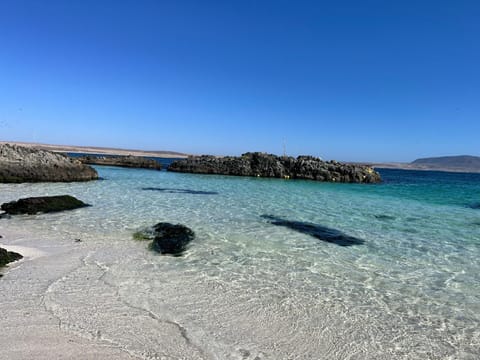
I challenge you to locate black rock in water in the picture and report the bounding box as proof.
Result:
[1,195,90,215]
[261,215,365,246]
[168,152,381,183]
[135,223,195,256]
[0,247,23,267]
[151,223,195,256]
[467,202,480,209]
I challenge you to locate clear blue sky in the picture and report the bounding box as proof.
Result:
[0,0,478,162]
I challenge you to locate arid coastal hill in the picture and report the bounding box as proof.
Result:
[372,155,480,173]
[411,155,480,170]
[0,141,189,158]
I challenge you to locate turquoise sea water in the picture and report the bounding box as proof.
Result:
[1,166,479,359]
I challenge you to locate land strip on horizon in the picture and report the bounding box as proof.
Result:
[0,141,189,158]
[367,162,480,173]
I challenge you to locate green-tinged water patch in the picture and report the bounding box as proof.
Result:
[132,231,152,241]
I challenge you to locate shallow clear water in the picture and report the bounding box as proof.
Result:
[1,167,479,359]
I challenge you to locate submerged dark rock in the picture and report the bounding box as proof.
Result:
[467,202,480,210]
[0,247,23,268]
[151,223,195,256]
[142,187,218,195]
[168,152,381,183]
[0,144,98,183]
[261,215,365,246]
[76,154,162,170]
[135,222,195,256]
[374,214,396,220]
[1,195,90,215]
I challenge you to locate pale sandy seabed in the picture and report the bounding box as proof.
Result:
[1,166,479,360]
[1,228,475,360]
[1,228,297,360]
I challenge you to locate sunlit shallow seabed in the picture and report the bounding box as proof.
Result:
[1,166,479,359]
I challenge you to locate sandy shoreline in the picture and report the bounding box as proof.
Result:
[0,219,217,359]
[0,229,138,359]
[0,243,47,260]
[0,141,189,159]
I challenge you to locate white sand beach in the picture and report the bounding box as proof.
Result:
[0,230,139,359]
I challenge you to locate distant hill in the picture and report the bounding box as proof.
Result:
[410,155,480,172]
[369,155,480,173]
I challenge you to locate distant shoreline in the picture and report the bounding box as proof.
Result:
[370,163,480,174]
[3,140,478,173]
[0,141,189,159]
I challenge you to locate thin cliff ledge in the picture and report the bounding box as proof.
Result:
[75,154,162,170]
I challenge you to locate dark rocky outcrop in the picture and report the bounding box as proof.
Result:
[1,195,90,215]
[0,247,23,267]
[0,144,98,183]
[134,222,195,256]
[168,152,381,183]
[76,155,162,170]
[261,215,365,246]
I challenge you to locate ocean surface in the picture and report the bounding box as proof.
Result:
[1,166,479,359]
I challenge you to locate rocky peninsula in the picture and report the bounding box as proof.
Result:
[76,154,162,170]
[168,152,381,183]
[0,144,98,183]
